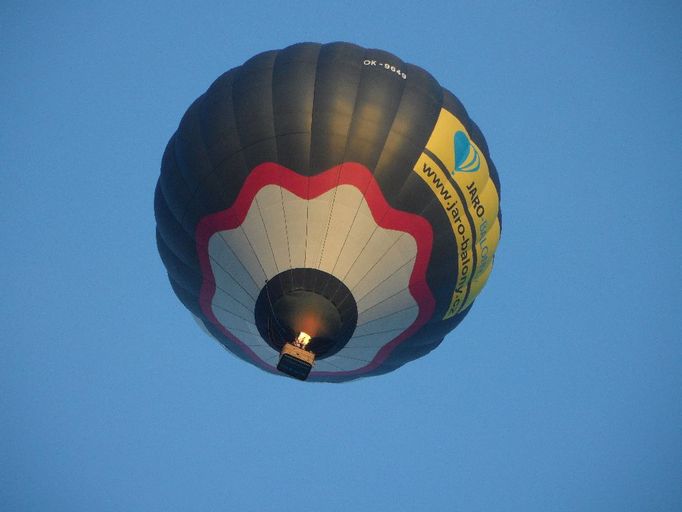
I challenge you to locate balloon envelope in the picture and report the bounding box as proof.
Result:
[155,42,502,381]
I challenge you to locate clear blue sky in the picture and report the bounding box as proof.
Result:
[2,1,681,511]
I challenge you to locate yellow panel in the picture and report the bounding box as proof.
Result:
[412,109,501,319]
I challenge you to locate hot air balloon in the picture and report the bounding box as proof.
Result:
[155,42,501,381]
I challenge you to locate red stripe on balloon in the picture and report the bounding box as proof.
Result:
[195,162,435,378]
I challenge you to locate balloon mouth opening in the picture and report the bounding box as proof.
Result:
[254,268,358,359]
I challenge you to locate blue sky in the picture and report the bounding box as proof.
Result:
[2,1,681,511]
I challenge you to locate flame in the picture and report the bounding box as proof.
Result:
[296,331,312,347]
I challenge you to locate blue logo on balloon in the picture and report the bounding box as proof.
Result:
[453,131,480,173]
